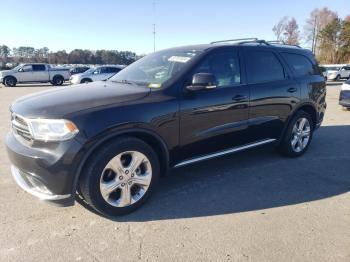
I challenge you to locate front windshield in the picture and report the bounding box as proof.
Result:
[84,68,96,74]
[110,49,202,87]
[11,64,23,71]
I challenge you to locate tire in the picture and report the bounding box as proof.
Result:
[52,75,64,86]
[4,76,17,87]
[278,110,314,157]
[335,75,341,81]
[81,78,92,84]
[79,137,160,217]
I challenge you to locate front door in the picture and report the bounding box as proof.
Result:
[178,48,250,162]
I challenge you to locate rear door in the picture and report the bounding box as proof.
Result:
[341,66,350,78]
[32,64,48,81]
[243,47,300,141]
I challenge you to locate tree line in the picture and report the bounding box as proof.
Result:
[272,7,350,64]
[0,46,139,69]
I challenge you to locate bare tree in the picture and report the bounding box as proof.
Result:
[273,16,288,41]
[284,18,300,45]
[303,7,338,52]
[272,17,300,45]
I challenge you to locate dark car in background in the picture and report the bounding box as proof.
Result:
[69,66,90,75]
[6,38,326,217]
[339,78,350,109]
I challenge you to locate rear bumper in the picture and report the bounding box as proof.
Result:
[339,90,350,107]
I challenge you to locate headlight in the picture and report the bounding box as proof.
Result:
[27,119,79,142]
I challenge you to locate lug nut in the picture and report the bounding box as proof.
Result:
[121,183,125,187]
[119,176,123,180]
[128,181,132,185]
[131,174,134,177]
[125,170,129,175]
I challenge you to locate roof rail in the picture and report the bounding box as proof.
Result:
[210,38,302,48]
[210,38,258,44]
[267,40,302,48]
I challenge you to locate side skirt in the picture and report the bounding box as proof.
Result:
[174,139,276,168]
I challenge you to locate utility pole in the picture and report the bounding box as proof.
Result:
[152,1,157,52]
[312,16,317,54]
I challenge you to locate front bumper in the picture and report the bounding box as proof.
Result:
[339,90,350,107]
[6,132,84,206]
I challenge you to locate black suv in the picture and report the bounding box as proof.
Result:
[6,39,326,216]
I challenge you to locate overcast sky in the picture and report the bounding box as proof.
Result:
[0,0,348,54]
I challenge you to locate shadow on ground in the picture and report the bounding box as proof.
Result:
[77,125,350,221]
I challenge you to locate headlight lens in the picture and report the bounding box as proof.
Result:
[27,119,79,141]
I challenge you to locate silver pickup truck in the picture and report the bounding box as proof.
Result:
[0,63,70,87]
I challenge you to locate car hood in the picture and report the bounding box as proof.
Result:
[0,69,14,76]
[11,81,151,118]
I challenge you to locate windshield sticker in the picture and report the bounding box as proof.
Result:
[148,83,162,88]
[168,56,191,63]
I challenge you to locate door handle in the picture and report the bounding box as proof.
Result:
[232,95,248,101]
[287,87,297,93]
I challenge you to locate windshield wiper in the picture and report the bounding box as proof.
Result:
[111,79,133,85]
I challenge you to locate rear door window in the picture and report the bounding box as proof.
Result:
[32,64,46,71]
[245,51,285,84]
[281,53,320,77]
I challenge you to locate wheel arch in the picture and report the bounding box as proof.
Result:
[4,75,17,82]
[80,78,92,83]
[278,103,318,143]
[73,128,170,195]
[52,74,64,80]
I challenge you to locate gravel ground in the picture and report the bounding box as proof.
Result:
[0,82,349,262]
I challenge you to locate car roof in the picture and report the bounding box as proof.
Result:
[163,42,312,55]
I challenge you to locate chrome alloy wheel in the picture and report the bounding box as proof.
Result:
[99,151,152,207]
[291,117,311,153]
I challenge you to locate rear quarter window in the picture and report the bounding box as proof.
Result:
[281,53,321,77]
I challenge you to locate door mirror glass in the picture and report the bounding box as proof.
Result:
[186,73,217,91]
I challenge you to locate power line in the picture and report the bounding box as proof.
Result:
[152,1,158,52]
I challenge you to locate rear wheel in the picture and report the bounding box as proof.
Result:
[4,76,17,87]
[79,137,160,216]
[52,76,64,86]
[278,110,314,157]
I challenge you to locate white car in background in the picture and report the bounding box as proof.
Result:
[322,64,350,81]
[69,65,125,84]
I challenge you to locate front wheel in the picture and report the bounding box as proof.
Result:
[335,75,341,81]
[79,137,160,217]
[278,110,314,157]
[4,76,17,87]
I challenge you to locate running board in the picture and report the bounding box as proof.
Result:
[174,139,276,168]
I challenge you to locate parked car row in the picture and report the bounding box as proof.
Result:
[0,64,126,87]
[320,64,350,81]
[69,65,125,84]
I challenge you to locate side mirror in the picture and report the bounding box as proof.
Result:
[18,68,23,72]
[186,73,217,91]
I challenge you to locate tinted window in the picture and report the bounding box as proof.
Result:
[343,66,350,71]
[32,64,46,71]
[107,67,120,73]
[282,53,319,77]
[192,50,241,87]
[246,51,285,84]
